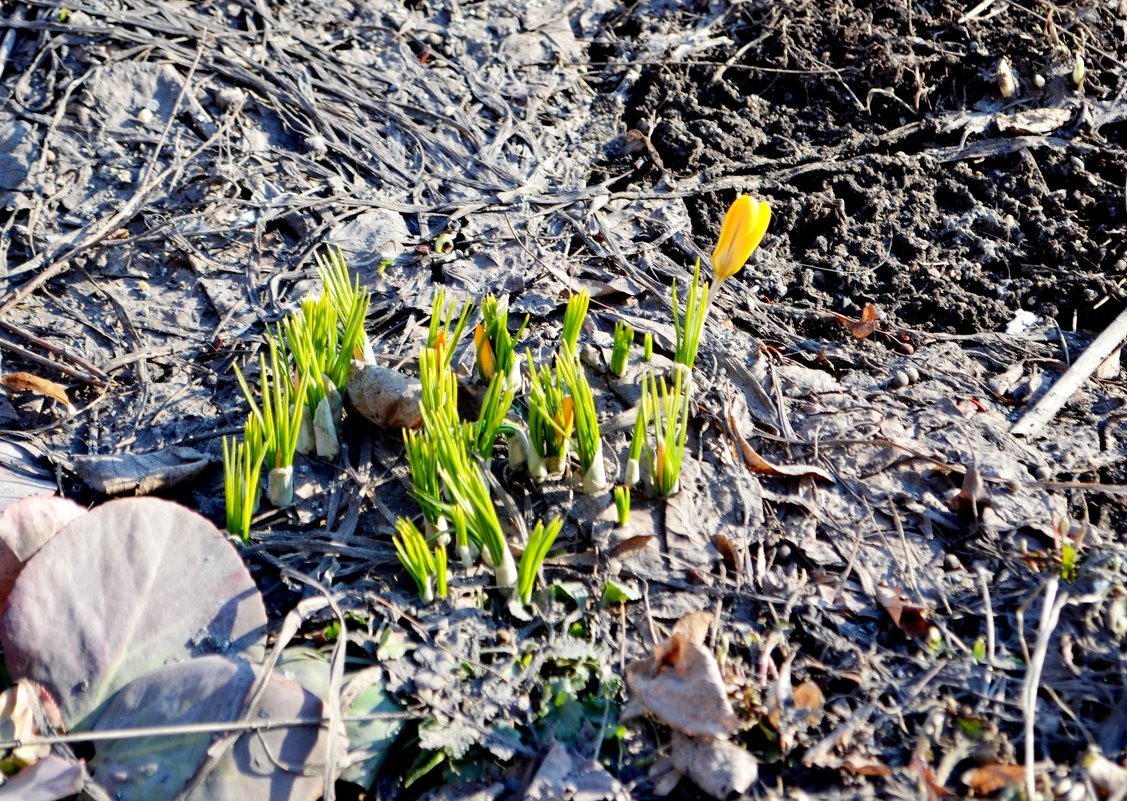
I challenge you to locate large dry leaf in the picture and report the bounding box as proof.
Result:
[0,498,267,730]
[726,410,834,482]
[624,633,738,738]
[669,732,758,800]
[0,373,71,409]
[72,448,211,495]
[90,655,331,801]
[0,497,84,607]
[0,754,87,801]
[346,362,423,429]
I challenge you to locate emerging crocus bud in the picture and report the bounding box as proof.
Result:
[712,194,771,283]
[474,324,496,382]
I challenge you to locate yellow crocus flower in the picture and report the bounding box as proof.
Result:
[474,324,495,381]
[711,194,771,283]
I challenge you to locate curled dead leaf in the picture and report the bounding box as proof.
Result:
[876,583,931,638]
[961,763,1025,795]
[710,534,739,574]
[346,362,423,429]
[671,610,712,646]
[766,657,825,749]
[625,633,738,738]
[607,535,655,561]
[1,373,72,412]
[828,302,880,339]
[669,732,758,800]
[726,410,834,482]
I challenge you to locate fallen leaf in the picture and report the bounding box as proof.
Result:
[766,657,825,748]
[876,583,931,638]
[710,534,740,574]
[671,610,712,646]
[607,534,655,560]
[950,463,990,518]
[625,633,738,738]
[828,302,880,339]
[0,373,71,410]
[669,732,758,800]
[726,410,834,482]
[72,447,210,495]
[995,107,1072,135]
[1087,754,1127,796]
[961,763,1025,795]
[527,740,632,801]
[346,362,423,429]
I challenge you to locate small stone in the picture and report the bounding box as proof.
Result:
[904,366,920,384]
[1033,73,1046,88]
[889,370,910,389]
[137,107,154,126]
[1033,464,1052,481]
[944,553,962,571]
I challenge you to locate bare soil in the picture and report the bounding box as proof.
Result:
[2,0,1127,799]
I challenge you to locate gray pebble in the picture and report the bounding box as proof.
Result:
[889,370,910,389]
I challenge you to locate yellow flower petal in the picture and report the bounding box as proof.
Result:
[711,194,771,283]
[474,324,495,381]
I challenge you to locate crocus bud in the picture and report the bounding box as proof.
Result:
[712,194,772,283]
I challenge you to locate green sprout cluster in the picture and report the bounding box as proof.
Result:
[474,294,527,383]
[225,247,368,529]
[610,321,633,377]
[561,290,590,355]
[643,370,691,498]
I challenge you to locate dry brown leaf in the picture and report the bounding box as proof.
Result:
[876,583,931,638]
[671,611,712,646]
[961,763,1025,795]
[710,534,740,574]
[625,633,738,738]
[1,373,70,408]
[828,302,880,339]
[726,410,834,482]
[995,107,1071,135]
[950,463,991,517]
[766,657,825,749]
[669,732,758,800]
[345,362,423,429]
[607,535,655,561]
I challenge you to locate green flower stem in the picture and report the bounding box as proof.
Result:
[428,289,474,369]
[672,259,710,370]
[643,331,654,362]
[556,347,605,492]
[474,371,517,462]
[393,518,437,604]
[315,245,374,362]
[645,368,691,498]
[517,517,563,605]
[613,486,630,527]
[610,321,633,377]
[561,290,590,355]
[625,399,648,487]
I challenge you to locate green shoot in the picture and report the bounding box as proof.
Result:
[222,419,266,542]
[419,347,459,425]
[404,428,445,533]
[475,294,527,383]
[525,353,572,478]
[672,259,710,370]
[435,544,448,598]
[393,517,438,604]
[561,290,590,355]
[610,321,633,377]
[645,369,691,498]
[556,347,605,492]
[233,336,308,506]
[613,486,630,527]
[314,245,373,363]
[428,289,474,369]
[625,398,648,487]
[517,517,563,605]
[473,371,517,462]
[643,331,654,362]
[450,503,476,566]
[429,419,516,589]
